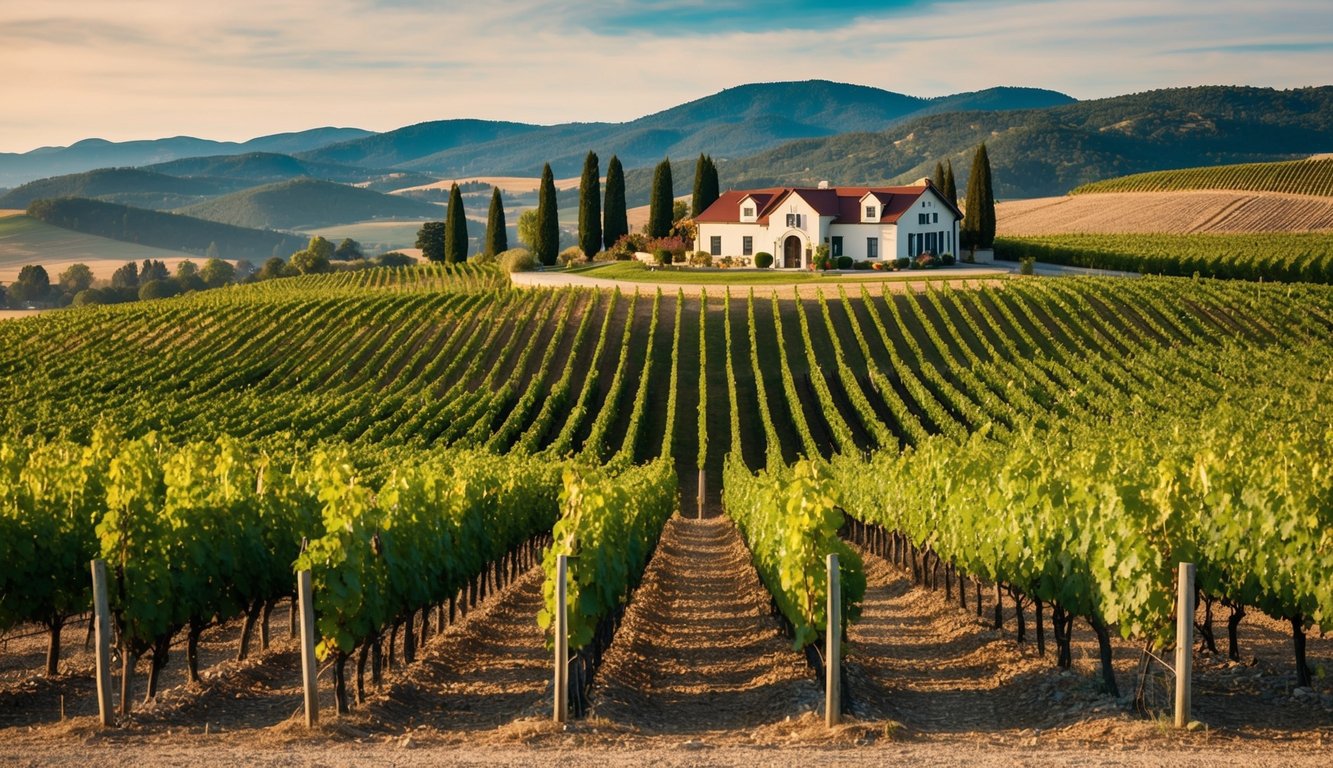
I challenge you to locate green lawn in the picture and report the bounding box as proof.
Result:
[566,260,1002,285]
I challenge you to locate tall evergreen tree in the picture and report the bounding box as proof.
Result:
[603,155,628,249]
[534,163,559,266]
[943,160,958,207]
[647,158,673,238]
[961,143,996,251]
[415,221,445,262]
[484,187,507,256]
[578,151,601,259]
[691,154,720,217]
[933,161,947,191]
[444,183,468,264]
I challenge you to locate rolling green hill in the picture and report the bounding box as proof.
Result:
[710,86,1333,199]
[0,213,197,280]
[26,198,308,261]
[0,168,241,210]
[178,178,444,230]
[1071,157,1333,196]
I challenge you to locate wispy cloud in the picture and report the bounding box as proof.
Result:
[0,0,1328,153]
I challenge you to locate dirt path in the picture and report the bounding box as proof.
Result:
[847,551,1067,734]
[591,515,821,732]
[352,565,552,735]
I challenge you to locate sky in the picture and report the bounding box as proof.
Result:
[0,0,1330,153]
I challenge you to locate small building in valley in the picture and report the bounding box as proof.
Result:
[694,181,961,268]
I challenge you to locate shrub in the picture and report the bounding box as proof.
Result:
[498,248,536,273]
[754,252,774,269]
[871,261,884,271]
[836,255,853,270]
[138,279,180,301]
[592,250,617,262]
[690,251,713,267]
[71,289,105,306]
[653,248,670,266]
[894,257,911,270]
[853,260,871,270]
[471,250,497,266]
[376,251,417,268]
[558,246,586,267]
[940,253,956,266]
[1020,256,1036,275]
[913,252,936,269]
[672,250,687,264]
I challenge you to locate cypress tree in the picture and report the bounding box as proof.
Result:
[578,151,601,259]
[647,157,673,238]
[933,161,946,190]
[943,160,958,207]
[484,187,507,256]
[444,183,468,264]
[534,163,559,266]
[961,143,996,251]
[691,154,720,217]
[603,155,628,249]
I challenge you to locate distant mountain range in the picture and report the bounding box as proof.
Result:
[296,82,1076,178]
[711,85,1333,198]
[5,80,1333,262]
[0,127,373,187]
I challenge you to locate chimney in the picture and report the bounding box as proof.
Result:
[817,180,829,189]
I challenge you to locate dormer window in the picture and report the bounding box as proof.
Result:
[865,205,876,219]
[743,206,754,218]
[785,213,802,228]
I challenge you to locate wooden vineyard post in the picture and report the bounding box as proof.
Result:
[697,468,706,519]
[297,568,319,727]
[826,553,841,727]
[553,554,569,723]
[1175,562,1195,728]
[90,559,114,727]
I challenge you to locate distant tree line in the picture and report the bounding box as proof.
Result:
[0,234,418,310]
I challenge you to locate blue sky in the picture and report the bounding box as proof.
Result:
[0,0,1330,152]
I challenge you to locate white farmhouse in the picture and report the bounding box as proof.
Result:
[694,181,961,269]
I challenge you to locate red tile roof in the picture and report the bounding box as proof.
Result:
[695,183,962,225]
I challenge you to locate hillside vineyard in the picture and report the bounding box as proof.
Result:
[0,265,1330,716]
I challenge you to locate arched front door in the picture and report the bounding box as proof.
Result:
[783,235,802,269]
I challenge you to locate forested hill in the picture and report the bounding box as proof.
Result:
[26,198,308,261]
[712,86,1333,199]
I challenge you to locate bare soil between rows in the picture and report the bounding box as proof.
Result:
[1,513,1328,766]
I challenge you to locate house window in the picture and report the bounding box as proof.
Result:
[742,236,753,256]
[867,237,878,259]
[710,236,721,256]
[831,236,843,257]
[864,206,876,220]
[743,206,754,218]
[933,212,939,224]
[909,233,916,254]
[786,213,801,228]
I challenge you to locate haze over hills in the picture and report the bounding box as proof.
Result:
[146,152,439,191]
[0,127,374,188]
[178,178,444,230]
[298,81,1076,178]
